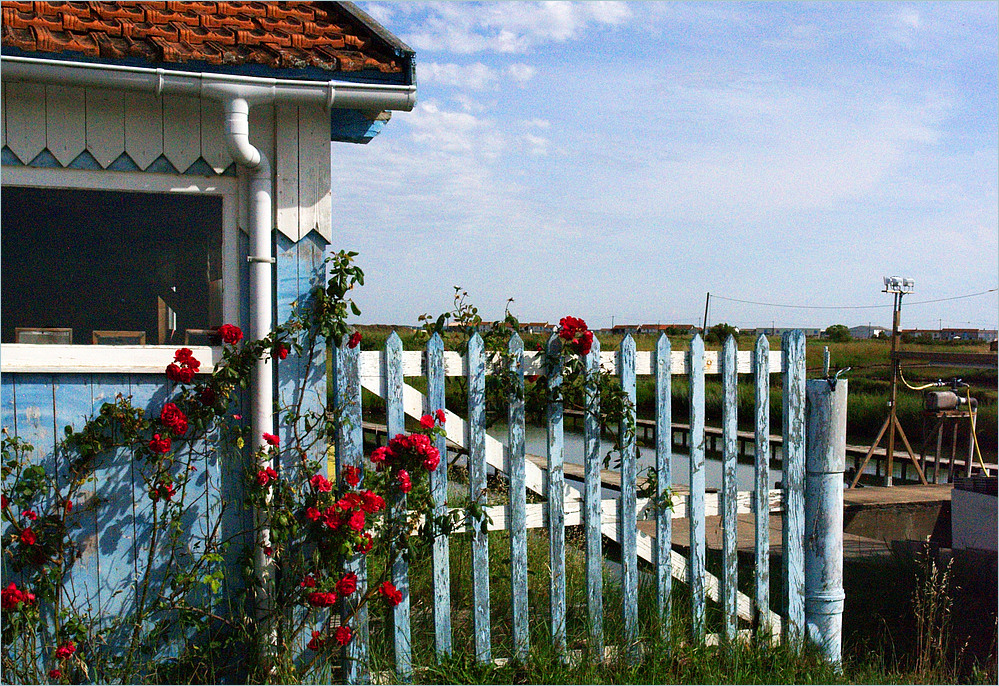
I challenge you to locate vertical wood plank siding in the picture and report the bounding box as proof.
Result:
[687,335,707,642]
[425,334,452,656]
[618,335,639,659]
[385,333,412,681]
[45,85,86,166]
[335,341,369,684]
[545,335,567,656]
[583,338,604,660]
[466,334,492,664]
[654,334,672,641]
[508,334,530,662]
[753,334,771,632]
[721,337,739,642]
[782,331,807,644]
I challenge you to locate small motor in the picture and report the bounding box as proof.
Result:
[924,390,978,412]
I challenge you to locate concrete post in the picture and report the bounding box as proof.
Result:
[805,379,847,666]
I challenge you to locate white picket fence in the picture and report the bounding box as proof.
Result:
[332,330,812,682]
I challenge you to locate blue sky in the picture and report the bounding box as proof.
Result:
[332,2,998,332]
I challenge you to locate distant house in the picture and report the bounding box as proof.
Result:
[979,329,998,342]
[638,324,699,336]
[521,322,553,335]
[941,328,979,341]
[772,327,823,338]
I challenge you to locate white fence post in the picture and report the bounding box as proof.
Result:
[805,378,847,666]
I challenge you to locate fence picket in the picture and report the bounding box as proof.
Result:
[618,335,639,659]
[754,334,772,634]
[721,336,739,642]
[385,333,412,681]
[425,334,452,656]
[546,335,567,657]
[654,334,672,641]
[467,334,491,663]
[688,335,707,642]
[782,331,807,644]
[335,340,368,684]
[508,334,529,661]
[583,338,604,661]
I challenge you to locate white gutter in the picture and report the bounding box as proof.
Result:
[1,53,415,663]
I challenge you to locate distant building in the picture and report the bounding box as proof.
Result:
[979,329,998,342]
[772,327,823,338]
[521,322,553,334]
[850,325,887,339]
[638,324,698,335]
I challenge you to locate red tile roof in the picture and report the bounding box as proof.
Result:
[1,1,411,78]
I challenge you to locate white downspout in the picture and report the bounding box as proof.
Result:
[223,97,276,662]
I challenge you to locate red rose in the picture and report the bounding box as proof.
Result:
[307,591,337,607]
[198,386,217,406]
[356,532,373,554]
[310,474,332,492]
[262,433,280,447]
[20,528,36,546]
[307,630,324,651]
[422,452,440,472]
[435,409,446,425]
[217,324,243,345]
[344,466,361,488]
[273,344,289,360]
[175,347,197,363]
[54,641,75,659]
[370,446,390,464]
[300,574,317,588]
[149,433,171,454]
[347,331,362,349]
[379,581,403,606]
[2,582,24,610]
[397,469,412,494]
[48,669,62,680]
[347,510,365,532]
[360,490,385,514]
[160,403,188,436]
[256,470,271,487]
[335,625,352,645]
[1,494,8,510]
[305,506,321,522]
[420,414,435,430]
[336,572,358,596]
[64,499,72,514]
[22,510,37,521]
[166,363,195,384]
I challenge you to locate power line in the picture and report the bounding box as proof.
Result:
[712,288,997,311]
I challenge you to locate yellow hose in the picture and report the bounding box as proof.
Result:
[964,386,990,476]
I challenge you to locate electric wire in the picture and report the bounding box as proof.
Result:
[712,287,997,311]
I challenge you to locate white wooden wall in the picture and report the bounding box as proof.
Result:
[1,81,331,243]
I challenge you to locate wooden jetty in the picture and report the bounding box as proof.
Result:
[363,420,954,557]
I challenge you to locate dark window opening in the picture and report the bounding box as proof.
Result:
[2,187,223,345]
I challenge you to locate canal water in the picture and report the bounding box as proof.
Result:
[487,423,782,492]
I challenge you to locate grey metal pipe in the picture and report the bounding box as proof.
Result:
[804,379,847,666]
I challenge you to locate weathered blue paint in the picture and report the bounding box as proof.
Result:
[89,375,137,639]
[583,338,604,660]
[67,149,102,170]
[688,335,706,642]
[618,335,638,660]
[329,109,390,144]
[804,379,847,666]
[385,333,412,682]
[334,341,369,684]
[721,336,739,642]
[753,334,771,632]
[782,331,807,645]
[425,334,452,656]
[654,334,672,641]
[545,334,567,657]
[466,334,491,664]
[507,334,529,662]
[53,375,101,623]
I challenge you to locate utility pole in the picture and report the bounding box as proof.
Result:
[702,292,710,337]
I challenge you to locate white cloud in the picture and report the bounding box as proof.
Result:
[420,62,499,90]
[392,1,633,54]
[506,63,536,84]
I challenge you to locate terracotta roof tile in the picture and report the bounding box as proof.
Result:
[2,1,409,77]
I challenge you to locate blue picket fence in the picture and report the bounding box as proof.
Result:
[337,329,811,680]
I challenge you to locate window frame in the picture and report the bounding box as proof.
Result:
[1,166,240,374]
